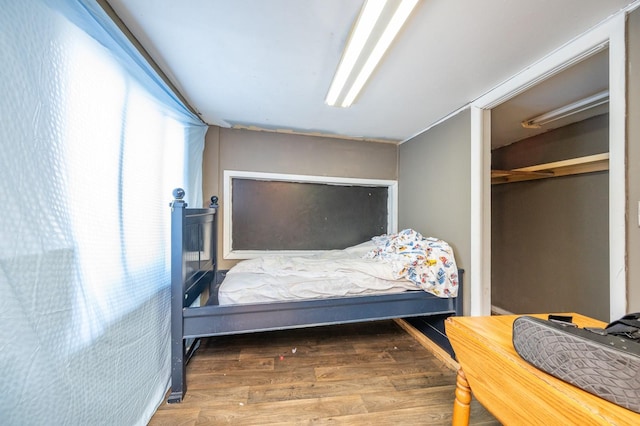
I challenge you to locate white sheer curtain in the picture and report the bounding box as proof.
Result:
[0,0,207,424]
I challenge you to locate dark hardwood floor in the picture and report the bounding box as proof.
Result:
[150,320,500,425]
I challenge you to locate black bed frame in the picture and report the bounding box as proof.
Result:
[169,190,463,403]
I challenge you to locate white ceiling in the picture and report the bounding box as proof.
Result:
[106,0,636,144]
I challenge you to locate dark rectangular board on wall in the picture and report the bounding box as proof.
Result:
[231,178,388,251]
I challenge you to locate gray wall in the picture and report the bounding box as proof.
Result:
[202,127,398,269]
[491,115,610,321]
[492,114,610,169]
[398,109,472,314]
[628,7,640,313]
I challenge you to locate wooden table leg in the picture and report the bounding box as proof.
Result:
[452,368,472,426]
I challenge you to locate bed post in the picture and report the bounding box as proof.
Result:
[169,188,187,403]
[209,195,219,294]
[455,269,464,317]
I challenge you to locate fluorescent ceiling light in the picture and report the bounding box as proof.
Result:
[325,0,419,108]
[521,90,609,129]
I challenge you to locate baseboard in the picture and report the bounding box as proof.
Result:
[394,318,459,371]
[491,305,514,316]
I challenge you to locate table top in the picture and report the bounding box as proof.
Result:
[446,313,640,425]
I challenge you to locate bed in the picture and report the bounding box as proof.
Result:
[169,189,463,403]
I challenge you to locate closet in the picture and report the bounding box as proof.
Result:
[489,50,610,321]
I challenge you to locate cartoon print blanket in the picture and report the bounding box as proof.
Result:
[364,229,459,297]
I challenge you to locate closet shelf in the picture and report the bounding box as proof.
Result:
[491,153,609,185]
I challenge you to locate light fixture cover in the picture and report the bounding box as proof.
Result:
[325,0,419,108]
[521,90,609,129]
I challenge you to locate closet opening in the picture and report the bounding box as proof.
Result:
[489,49,610,321]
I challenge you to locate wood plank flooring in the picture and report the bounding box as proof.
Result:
[149,320,500,425]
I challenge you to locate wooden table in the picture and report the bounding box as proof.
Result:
[445,313,640,425]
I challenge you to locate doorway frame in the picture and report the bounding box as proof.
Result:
[469,12,628,321]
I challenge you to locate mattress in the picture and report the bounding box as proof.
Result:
[218,229,459,305]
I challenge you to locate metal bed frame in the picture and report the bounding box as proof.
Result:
[169,189,463,403]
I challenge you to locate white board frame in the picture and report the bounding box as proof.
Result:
[223,170,398,259]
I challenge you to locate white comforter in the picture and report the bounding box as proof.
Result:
[218,229,459,305]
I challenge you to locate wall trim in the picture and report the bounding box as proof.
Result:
[608,13,627,320]
[400,105,470,145]
[222,170,398,259]
[470,106,492,316]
